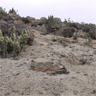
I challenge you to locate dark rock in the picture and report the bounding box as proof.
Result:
[93,89,96,93]
[79,59,87,65]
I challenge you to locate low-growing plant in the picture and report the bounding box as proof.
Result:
[52,35,62,42]
[84,33,90,39]
[85,37,93,46]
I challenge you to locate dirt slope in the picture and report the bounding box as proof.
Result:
[0,29,96,96]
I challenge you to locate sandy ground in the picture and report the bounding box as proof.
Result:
[0,29,96,96]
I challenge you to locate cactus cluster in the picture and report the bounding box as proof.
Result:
[0,26,29,58]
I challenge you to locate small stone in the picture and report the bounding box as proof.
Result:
[38,90,43,94]
[0,65,2,68]
[4,92,10,95]
[13,71,20,76]
[51,58,54,60]
[60,78,63,80]
[93,89,96,93]
[61,54,65,57]
[52,92,61,96]
[76,71,80,74]
[43,77,48,79]
[47,54,50,57]
[73,90,78,95]
[84,73,88,76]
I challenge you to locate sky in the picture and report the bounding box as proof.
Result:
[1,0,96,24]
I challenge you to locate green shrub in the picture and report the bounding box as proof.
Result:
[84,33,90,39]
[85,37,92,46]
[0,26,30,58]
[89,25,96,39]
[45,15,61,33]
[0,8,5,18]
[9,7,17,14]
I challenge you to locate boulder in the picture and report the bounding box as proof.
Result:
[30,60,69,74]
[35,24,47,32]
[39,17,47,23]
[8,13,21,20]
[54,18,61,24]
[26,16,35,23]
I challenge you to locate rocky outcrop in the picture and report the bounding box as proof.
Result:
[39,17,47,23]
[34,24,47,32]
[30,60,69,74]
[0,13,34,45]
[21,16,35,24]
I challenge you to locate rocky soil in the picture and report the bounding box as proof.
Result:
[0,29,96,96]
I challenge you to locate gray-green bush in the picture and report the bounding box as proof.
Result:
[45,15,61,33]
[0,26,29,58]
[0,8,5,18]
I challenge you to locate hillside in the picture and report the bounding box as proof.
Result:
[0,7,96,96]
